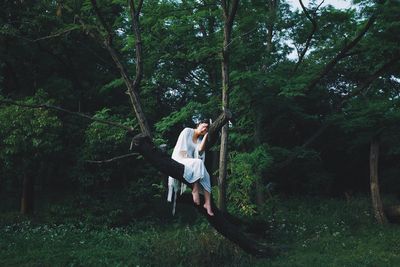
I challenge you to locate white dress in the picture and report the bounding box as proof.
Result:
[167,128,211,214]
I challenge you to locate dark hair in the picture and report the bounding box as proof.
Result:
[196,118,210,126]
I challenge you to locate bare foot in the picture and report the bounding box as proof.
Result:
[203,204,214,216]
[192,191,200,205]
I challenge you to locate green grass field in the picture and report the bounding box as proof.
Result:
[1,196,400,266]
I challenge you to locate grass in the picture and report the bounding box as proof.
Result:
[1,196,400,266]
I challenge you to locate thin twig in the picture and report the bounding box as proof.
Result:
[86,152,139,163]
[315,0,325,12]
[225,26,258,49]
[33,28,78,42]
[0,99,135,132]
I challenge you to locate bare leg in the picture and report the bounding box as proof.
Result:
[203,190,214,216]
[192,182,200,205]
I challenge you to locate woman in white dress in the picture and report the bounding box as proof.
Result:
[169,120,214,216]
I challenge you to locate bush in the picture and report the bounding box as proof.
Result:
[227,145,273,216]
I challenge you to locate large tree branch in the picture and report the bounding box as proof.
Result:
[128,0,144,90]
[177,194,277,257]
[206,109,233,148]
[130,129,277,257]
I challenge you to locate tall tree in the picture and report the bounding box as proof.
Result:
[218,0,239,212]
[71,0,275,256]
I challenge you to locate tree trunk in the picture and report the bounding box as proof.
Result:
[218,0,239,213]
[370,136,387,224]
[218,124,228,212]
[254,113,265,206]
[21,174,34,214]
[218,25,231,212]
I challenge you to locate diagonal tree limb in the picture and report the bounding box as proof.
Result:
[206,109,233,148]
[128,0,144,90]
[86,152,139,164]
[304,12,377,93]
[293,0,323,74]
[130,131,277,257]
[32,27,79,42]
[177,194,277,257]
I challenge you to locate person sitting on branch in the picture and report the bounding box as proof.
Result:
[167,119,214,216]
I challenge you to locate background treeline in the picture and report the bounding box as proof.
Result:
[1,0,399,221]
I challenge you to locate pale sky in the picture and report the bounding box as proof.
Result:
[286,0,353,10]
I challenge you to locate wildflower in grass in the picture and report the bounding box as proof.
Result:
[332,232,340,237]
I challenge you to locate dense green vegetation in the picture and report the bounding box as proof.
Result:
[1,0,400,265]
[2,196,400,266]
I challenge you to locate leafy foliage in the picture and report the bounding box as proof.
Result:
[72,108,136,188]
[0,91,62,184]
[228,146,273,216]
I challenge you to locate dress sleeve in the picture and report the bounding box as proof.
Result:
[174,128,190,158]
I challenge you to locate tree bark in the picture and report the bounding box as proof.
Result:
[205,109,232,148]
[218,0,239,213]
[370,136,387,224]
[21,174,34,214]
[177,194,276,257]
